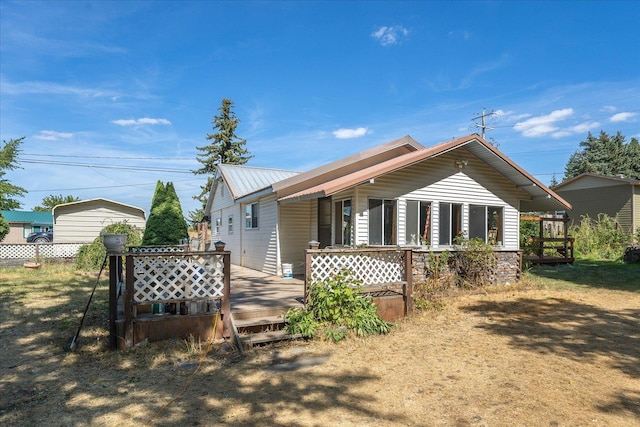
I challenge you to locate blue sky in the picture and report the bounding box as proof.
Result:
[1,1,639,216]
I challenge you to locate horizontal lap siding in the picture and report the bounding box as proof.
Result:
[55,204,146,243]
[211,204,242,265]
[348,150,522,249]
[241,195,278,275]
[279,201,314,275]
[558,185,632,232]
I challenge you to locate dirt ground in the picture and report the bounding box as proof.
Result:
[1,273,639,426]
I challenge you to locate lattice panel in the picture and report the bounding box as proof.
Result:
[132,253,225,303]
[0,244,36,259]
[39,243,84,258]
[310,251,405,286]
[0,243,82,259]
[129,245,188,254]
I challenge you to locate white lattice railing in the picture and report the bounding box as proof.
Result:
[131,252,226,303]
[0,243,84,259]
[308,248,408,286]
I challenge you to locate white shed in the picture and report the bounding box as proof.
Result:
[53,198,146,243]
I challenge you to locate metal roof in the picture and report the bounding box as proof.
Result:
[217,164,300,200]
[0,210,53,225]
[275,134,571,212]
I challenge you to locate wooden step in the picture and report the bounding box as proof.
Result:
[234,315,285,330]
[241,330,302,346]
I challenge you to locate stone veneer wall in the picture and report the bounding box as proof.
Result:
[411,250,522,286]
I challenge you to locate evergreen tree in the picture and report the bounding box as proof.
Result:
[549,174,559,188]
[563,131,640,181]
[0,137,27,210]
[192,98,252,219]
[0,213,9,241]
[142,181,188,245]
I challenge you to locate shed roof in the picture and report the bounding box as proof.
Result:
[216,164,300,200]
[52,198,146,218]
[0,210,53,226]
[553,173,640,191]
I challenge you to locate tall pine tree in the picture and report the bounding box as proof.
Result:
[563,131,640,181]
[192,99,252,221]
[142,181,188,245]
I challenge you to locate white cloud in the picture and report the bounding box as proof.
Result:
[112,117,172,126]
[332,127,369,139]
[371,26,408,46]
[568,121,600,133]
[602,105,617,113]
[34,130,74,141]
[495,110,531,122]
[610,112,637,123]
[513,108,573,137]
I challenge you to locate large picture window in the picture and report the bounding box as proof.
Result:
[333,199,352,246]
[369,199,397,245]
[245,203,258,229]
[405,200,431,245]
[438,202,462,245]
[469,205,503,245]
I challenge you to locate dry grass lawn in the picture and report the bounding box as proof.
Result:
[1,263,639,426]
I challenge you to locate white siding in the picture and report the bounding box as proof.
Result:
[54,202,146,243]
[240,195,278,274]
[337,150,523,250]
[210,180,235,212]
[279,200,314,275]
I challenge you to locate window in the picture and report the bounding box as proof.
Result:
[469,205,503,245]
[438,203,462,245]
[214,218,221,234]
[228,216,233,234]
[406,201,431,245]
[369,199,397,245]
[334,199,352,246]
[245,203,258,229]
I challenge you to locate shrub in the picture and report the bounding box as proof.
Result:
[450,235,497,288]
[570,214,631,260]
[75,222,143,271]
[285,270,392,342]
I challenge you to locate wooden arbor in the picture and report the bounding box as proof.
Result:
[521,214,574,264]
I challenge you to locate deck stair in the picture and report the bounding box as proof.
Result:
[231,307,302,349]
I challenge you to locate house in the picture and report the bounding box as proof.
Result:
[553,173,640,235]
[205,134,571,276]
[52,198,146,243]
[0,210,53,243]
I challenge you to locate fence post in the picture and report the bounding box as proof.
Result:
[222,252,231,338]
[124,254,135,349]
[108,255,120,350]
[404,249,413,315]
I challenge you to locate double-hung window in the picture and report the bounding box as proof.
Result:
[333,199,352,246]
[369,199,396,245]
[438,202,462,245]
[469,205,503,245]
[245,203,258,229]
[228,216,233,234]
[405,200,432,246]
[214,218,222,235]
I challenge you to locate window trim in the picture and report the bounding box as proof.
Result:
[405,200,432,246]
[438,202,463,246]
[368,198,397,246]
[228,215,233,234]
[333,198,352,246]
[245,202,259,229]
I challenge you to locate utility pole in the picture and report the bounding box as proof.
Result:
[472,108,496,139]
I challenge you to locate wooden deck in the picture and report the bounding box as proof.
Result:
[230,265,304,315]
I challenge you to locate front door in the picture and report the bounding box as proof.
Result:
[318,197,331,248]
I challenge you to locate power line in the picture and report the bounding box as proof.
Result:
[19,159,192,173]
[472,108,497,139]
[22,153,193,160]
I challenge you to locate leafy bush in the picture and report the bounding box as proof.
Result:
[75,222,143,271]
[285,270,392,342]
[450,235,497,288]
[570,214,631,260]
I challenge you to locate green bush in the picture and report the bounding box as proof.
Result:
[570,214,631,260]
[75,222,143,271]
[285,270,392,342]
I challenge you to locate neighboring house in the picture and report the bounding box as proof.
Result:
[52,198,146,243]
[0,210,53,243]
[205,134,571,276]
[553,173,640,235]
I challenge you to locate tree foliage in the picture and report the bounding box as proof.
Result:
[0,213,9,241]
[0,137,27,210]
[33,194,80,212]
[564,131,640,181]
[192,98,252,218]
[142,181,189,246]
[75,222,143,271]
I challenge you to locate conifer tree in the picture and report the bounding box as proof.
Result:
[192,99,252,220]
[142,181,188,245]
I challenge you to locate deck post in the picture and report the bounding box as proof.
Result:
[108,255,120,350]
[222,252,231,338]
[123,254,135,349]
[304,250,313,303]
[404,249,413,315]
